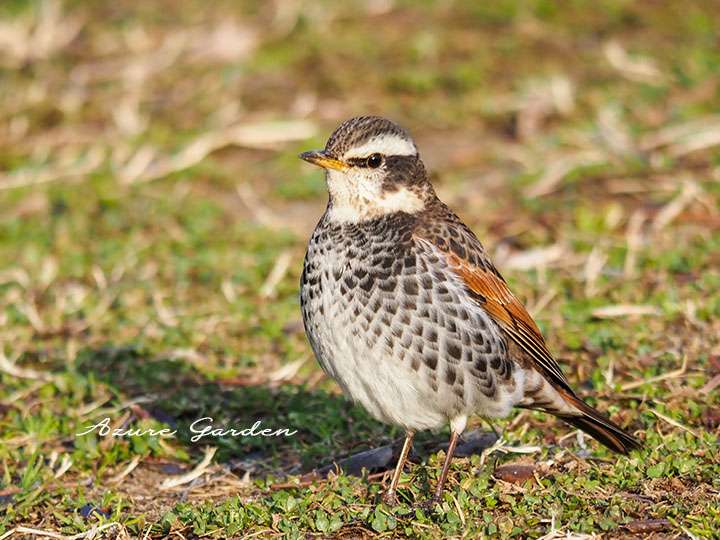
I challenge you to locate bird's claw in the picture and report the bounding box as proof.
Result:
[414,496,441,512]
[381,490,398,506]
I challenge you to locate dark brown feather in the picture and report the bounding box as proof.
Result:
[554,390,642,454]
[438,245,573,393]
[414,223,641,454]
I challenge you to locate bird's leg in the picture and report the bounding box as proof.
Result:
[382,431,414,505]
[433,430,460,501]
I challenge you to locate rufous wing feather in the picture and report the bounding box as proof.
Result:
[414,233,641,454]
[439,246,573,393]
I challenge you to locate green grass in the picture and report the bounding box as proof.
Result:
[1,1,719,538]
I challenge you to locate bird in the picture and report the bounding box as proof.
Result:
[298,116,641,505]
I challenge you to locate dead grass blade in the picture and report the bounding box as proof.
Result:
[0,351,57,383]
[160,446,217,490]
[235,182,284,229]
[0,522,124,540]
[524,151,605,197]
[583,246,607,298]
[120,120,316,184]
[651,179,701,231]
[108,456,141,485]
[623,210,646,278]
[495,244,566,271]
[700,374,720,396]
[640,115,720,151]
[620,355,688,391]
[0,147,104,191]
[603,40,666,84]
[591,305,660,319]
[0,0,84,68]
[649,409,700,438]
[259,250,294,299]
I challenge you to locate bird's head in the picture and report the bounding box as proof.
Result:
[300,116,432,223]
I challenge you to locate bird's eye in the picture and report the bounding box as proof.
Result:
[366,153,383,168]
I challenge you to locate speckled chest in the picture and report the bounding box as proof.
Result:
[300,209,517,428]
[299,211,417,370]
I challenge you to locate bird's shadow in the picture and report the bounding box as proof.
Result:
[76,345,497,479]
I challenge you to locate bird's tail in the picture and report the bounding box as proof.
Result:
[554,391,641,455]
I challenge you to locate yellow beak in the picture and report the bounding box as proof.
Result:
[299,150,348,171]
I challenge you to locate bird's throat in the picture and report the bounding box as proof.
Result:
[327,187,425,223]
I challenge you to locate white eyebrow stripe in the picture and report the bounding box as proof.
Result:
[343,134,417,159]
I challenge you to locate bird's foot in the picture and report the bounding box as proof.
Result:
[413,495,441,513]
[381,489,398,506]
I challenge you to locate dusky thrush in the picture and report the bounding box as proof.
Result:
[299,116,640,504]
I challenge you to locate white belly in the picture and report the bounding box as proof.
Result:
[315,304,448,431]
[300,218,525,433]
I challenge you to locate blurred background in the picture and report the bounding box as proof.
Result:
[1,0,718,537]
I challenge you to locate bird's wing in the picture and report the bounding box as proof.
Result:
[414,233,573,393]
